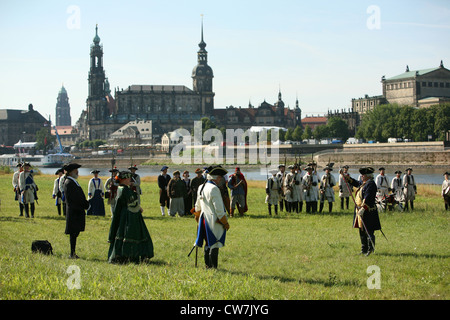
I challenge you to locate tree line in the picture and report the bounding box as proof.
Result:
[355,103,450,142]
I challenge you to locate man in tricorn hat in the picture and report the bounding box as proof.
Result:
[193,165,230,268]
[319,166,336,213]
[12,162,24,216]
[19,162,38,218]
[129,165,141,201]
[105,167,119,216]
[227,167,248,217]
[338,165,351,210]
[52,168,65,216]
[302,165,319,213]
[191,168,206,212]
[390,170,404,211]
[342,166,382,256]
[64,163,90,259]
[167,170,187,217]
[158,165,171,216]
[403,167,417,211]
[375,167,389,210]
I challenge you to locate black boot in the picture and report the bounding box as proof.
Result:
[346,197,349,209]
[366,233,376,256]
[319,202,324,213]
[410,201,414,211]
[279,200,284,212]
[329,202,333,213]
[299,201,303,213]
[340,198,344,210]
[204,248,212,268]
[24,203,30,218]
[19,203,24,216]
[268,204,272,216]
[359,229,368,255]
[274,205,278,215]
[306,202,311,213]
[210,248,219,269]
[57,203,61,216]
[30,203,35,218]
[294,201,299,213]
[312,202,318,213]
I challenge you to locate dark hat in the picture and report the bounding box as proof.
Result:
[278,164,285,168]
[16,162,23,167]
[161,165,169,171]
[109,167,119,173]
[326,162,335,168]
[23,162,31,167]
[359,167,375,175]
[379,167,385,171]
[91,169,100,174]
[128,165,138,170]
[395,170,402,174]
[444,172,450,176]
[342,165,349,169]
[305,166,313,171]
[195,168,202,174]
[65,163,81,173]
[323,166,333,171]
[117,171,133,180]
[55,168,64,175]
[173,170,181,175]
[406,167,413,171]
[205,165,228,176]
[288,165,294,169]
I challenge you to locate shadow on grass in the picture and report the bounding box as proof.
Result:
[377,252,450,259]
[217,269,361,288]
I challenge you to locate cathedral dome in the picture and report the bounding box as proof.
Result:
[192,64,214,77]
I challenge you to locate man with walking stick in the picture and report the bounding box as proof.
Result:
[341,166,382,256]
[191,165,230,269]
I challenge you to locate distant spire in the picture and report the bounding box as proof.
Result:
[406,65,410,72]
[440,60,444,68]
[93,24,100,44]
[199,14,206,49]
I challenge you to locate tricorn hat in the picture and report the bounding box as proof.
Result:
[109,167,119,173]
[395,170,402,174]
[65,163,81,173]
[55,168,64,175]
[359,167,375,175]
[195,168,203,174]
[161,165,169,171]
[117,171,133,180]
[205,165,228,176]
[128,165,138,170]
[379,167,385,171]
[91,169,100,174]
[443,172,450,176]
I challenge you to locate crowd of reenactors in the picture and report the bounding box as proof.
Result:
[9,161,450,263]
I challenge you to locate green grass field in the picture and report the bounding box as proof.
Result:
[0,173,448,300]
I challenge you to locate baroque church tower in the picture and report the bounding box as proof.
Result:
[55,85,71,126]
[86,25,110,139]
[192,18,214,116]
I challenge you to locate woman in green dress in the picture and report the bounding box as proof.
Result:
[108,171,154,263]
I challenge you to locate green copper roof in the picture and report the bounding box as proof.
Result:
[386,67,440,81]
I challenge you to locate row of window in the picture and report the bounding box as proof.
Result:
[386,81,450,90]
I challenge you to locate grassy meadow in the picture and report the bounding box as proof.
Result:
[0,171,448,300]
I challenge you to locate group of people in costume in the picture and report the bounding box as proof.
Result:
[157,165,247,219]
[269,162,338,215]
[9,160,449,266]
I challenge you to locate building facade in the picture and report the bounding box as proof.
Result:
[0,104,49,146]
[352,61,450,114]
[55,85,72,126]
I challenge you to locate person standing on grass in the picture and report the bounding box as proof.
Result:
[342,167,382,256]
[266,169,281,216]
[167,170,187,217]
[442,172,450,211]
[158,165,171,216]
[108,171,154,264]
[12,162,24,217]
[52,168,64,216]
[129,165,142,202]
[105,167,119,217]
[319,166,336,213]
[191,168,206,212]
[403,167,417,211]
[87,169,105,216]
[227,167,248,217]
[390,170,404,211]
[182,170,192,216]
[64,163,90,259]
[193,165,230,269]
[338,165,351,210]
[19,162,38,218]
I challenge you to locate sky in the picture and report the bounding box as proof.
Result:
[0,0,449,125]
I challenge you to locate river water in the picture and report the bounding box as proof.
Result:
[39,165,448,185]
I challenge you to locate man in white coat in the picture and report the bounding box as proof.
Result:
[302,165,319,213]
[19,162,38,218]
[319,166,336,213]
[376,167,390,210]
[403,167,417,211]
[194,165,230,269]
